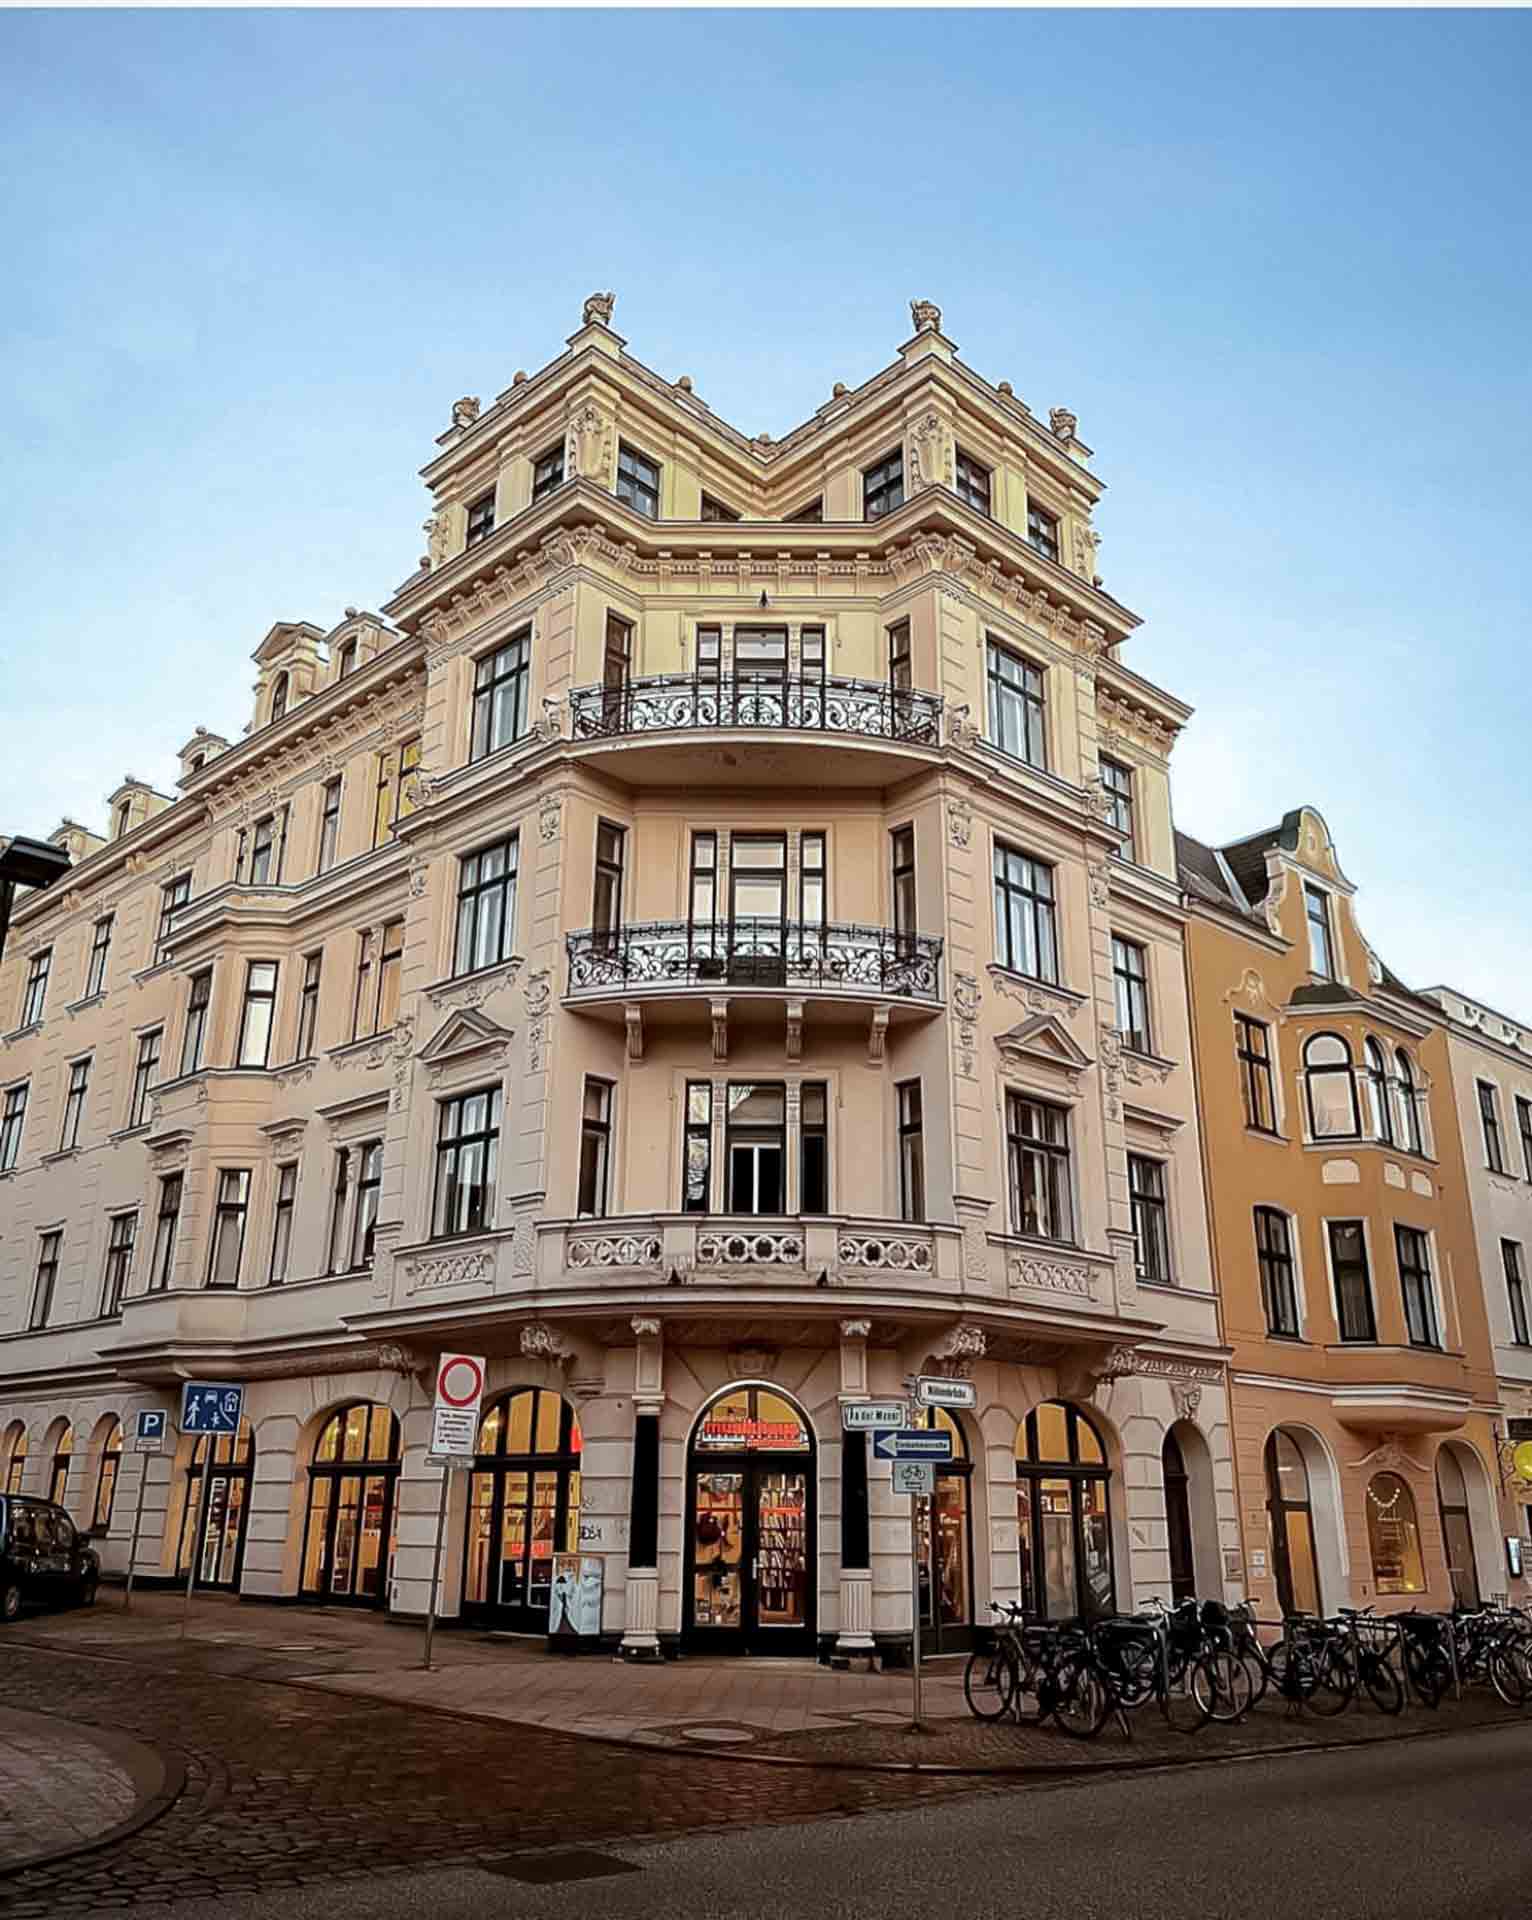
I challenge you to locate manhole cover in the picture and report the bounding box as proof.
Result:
[486,1850,640,1885]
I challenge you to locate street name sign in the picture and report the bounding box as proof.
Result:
[430,1351,486,1460]
[179,1383,243,1435]
[840,1401,909,1433]
[914,1376,977,1410]
[891,1461,935,1497]
[134,1409,168,1454]
[873,1429,954,1462]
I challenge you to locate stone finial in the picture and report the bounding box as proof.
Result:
[676,375,693,391]
[513,370,528,385]
[755,430,773,446]
[451,396,481,430]
[910,298,942,335]
[583,290,616,327]
[832,381,848,398]
[998,380,1013,396]
[1049,406,1078,444]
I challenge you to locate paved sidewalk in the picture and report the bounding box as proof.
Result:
[0,1706,163,1870]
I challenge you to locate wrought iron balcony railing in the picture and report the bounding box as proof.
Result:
[566,918,944,1001]
[568,673,943,746]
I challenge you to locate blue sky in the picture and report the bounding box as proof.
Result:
[2,10,1529,1014]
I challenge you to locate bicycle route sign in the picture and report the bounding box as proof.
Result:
[891,1460,935,1497]
[873,1429,953,1462]
[179,1383,244,1435]
[840,1401,909,1433]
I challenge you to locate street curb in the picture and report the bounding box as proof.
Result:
[0,1706,187,1881]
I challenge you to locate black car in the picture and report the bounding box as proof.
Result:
[0,1495,100,1621]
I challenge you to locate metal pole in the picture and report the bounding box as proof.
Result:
[910,1492,923,1730]
[422,1462,451,1671]
[123,1457,149,1613]
[1448,1617,1462,1702]
[180,1470,204,1639]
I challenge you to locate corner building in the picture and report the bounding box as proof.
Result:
[0,296,1238,1657]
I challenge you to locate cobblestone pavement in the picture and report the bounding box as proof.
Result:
[0,1708,146,1869]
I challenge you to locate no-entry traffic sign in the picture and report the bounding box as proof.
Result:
[431,1352,486,1460]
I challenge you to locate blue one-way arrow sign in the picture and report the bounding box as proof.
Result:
[873,1429,954,1462]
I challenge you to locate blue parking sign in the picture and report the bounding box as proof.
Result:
[180,1382,244,1435]
[135,1409,167,1453]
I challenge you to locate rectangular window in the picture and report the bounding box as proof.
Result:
[1304,883,1335,978]
[376,920,403,1033]
[180,970,212,1076]
[335,636,358,680]
[327,1148,352,1274]
[786,497,823,524]
[60,1057,90,1150]
[247,810,285,886]
[987,639,1047,768]
[1255,1208,1300,1337]
[157,875,191,959]
[296,952,322,1060]
[129,1028,162,1129]
[531,444,565,501]
[373,737,421,846]
[887,619,912,692]
[1007,1094,1072,1241]
[1396,1225,1440,1349]
[465,490,496,547]
[1129,1155,1171,1283]
[207,1169,251,1288]
[269,1162,298,1285]
[1479,1080,1507,1174]
[1235,1015,1277,1133]
[955,448,991,515]
[150,1174,182,1291]
[800,626,826,695]
[85,916,113,998]
[1,1082,29,1171]
[1516,1096,1532,1182]
[696,624,722,693]
[577,1079,614,1218]
[593,822,626,944]
[683,1081,713,1213]
[688,831,718,955]
[800,832,827,934]
[1112,937,1151,1053]
[616,443,661,519]
[1328,1220,1377,1341]
[898,1080,926,1224]
[352,931,374,1041]
[101,1211,137,1317]
[432,1086,502,1238]
[455,836,519,975]
[317,778,342,874]
[1100,757,1135,856]
[700,492,740,522]
[800,1082,829,1213]
[1026,502,1059,562]
[351,1141,383,1267]
[20,948,51,1026]
[890,826,916,941]
[470,630,531,760]
[31,1231,61,1329]
[236,962,279,1067]
[993,843,1058,982]
[863,449,904,521]
[1504,1241,1530,1346]
[726,1083,786,1214]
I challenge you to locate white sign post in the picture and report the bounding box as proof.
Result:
[890,1453,939,1731]
[423,1353,485,1671]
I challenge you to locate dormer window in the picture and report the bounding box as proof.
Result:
[700,493,741,522]
[955,449,991,516]
[863,449,904,522]
[269,672,289,723]
[531,445,565,502]
[1304,883,1335,978]
[188,754,204,772]
[336,638,358,681]
[114,800,132,840]
[616,444,661,519]
[465,491,496,547]
[1026,503,1059,563]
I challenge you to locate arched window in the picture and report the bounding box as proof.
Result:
[301,1403,400,1605]
[2,1421,26,1495]
[1016,1401,1114,1620]
[92,1419,123,1534]
[177,1417,255,1590]
[1394,1049,1424,1156]
[913,1406,973,1647]
[1163,1430,1195,1605]
[48,1424,73,1508]
[1436,1448,1480,1609]
[269,672,289,723]
[1365,1038,1395,1144]
[1264,1428,1322,1616]
[463,1389,583,1633]
[1366,1472,1425,1595]
[1303,1033,1359,1139]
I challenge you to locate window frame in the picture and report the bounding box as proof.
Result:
[799,1080,829,1214]
[1026,500,1059,562]
[887,618,912,692]
[326,1148,353,1275]
[890,825,916,941]
[1326,1218,1378,1343]
[592,821,626,941]
[0,1081,27,1171]
[236,961,279,1068]
[101,1209,138,1318]
[317,777,342,874]
[1111,936,1152,1054]
[150,1173,182,1291]
[454,835,520,977]
[350,1140,383,1268]
[615,442,661,519]
[577,1078,614,1219]
[1303,1032,1360,1140]
[954,447,991,516]
[1516,1096,1532,1182]
[470,630,531,761]
[465,490,496,548]
[1504,1239,1530,1347]
[1303,883,1336,978]
[1099,756,1135,857]
[993,841,1059,983]
[156,874,192,960]
[700,492,741,522]
[207,1168,252,1289]
[269,1161,298,1285]
[1395,1224,1441,1350]
[862,448,904,521]
[60,1056,91,1151]
[21,947,52,1026]
[85,915,113,998]
[531,443,565,502]
[682,1080,714,1213]
[1235,1014,1278,1134]
[1255,1206,1302,1339]
[129,1027,162,1129]
[372,736,421,847]
[1479,1079,1507,1174]
[1128,1153,1171,1283]
[723,1081,789,1216]
[431,1086,503,1240]
[31,1230,62,1329]
[786,497,823,524]
[295,951,322,1060]
[897,1078,926,1224]
[1005,1091,1073,1243]
[986,638,1048,769]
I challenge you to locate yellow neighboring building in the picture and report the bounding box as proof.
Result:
[1179,808,1503,1616]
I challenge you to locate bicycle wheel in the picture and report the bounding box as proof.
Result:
[1305,1643,1357,1717]
[1404,1642,1446,1709]
[964,1645,1018,1721]
[1193,1649,1255,1725]
[1161,1661,1211,1733]
[1361,1653,1404,1716]
[1236,1639,1271,1707]
[1267,1637,1316,1702]
[1011,1649,1049,1725]
[1489,1645,1528,1708]
[1049,1657,1112,1739]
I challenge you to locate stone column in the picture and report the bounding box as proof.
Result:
[241,1412,300,1598]
[621,1317,664,1659]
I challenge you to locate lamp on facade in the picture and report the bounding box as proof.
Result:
[0,835,71,971]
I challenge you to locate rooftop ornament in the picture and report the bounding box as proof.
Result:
[909,298,942,334]
[451,396,481,430]
[583,290,616,327]
[1049,407,1078,445]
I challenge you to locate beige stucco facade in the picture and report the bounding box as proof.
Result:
[0,294,1235,1654]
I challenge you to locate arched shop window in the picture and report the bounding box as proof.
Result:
[2,1422,26,1495]
[686,1385,815,1652]
[913,1406,973,1649]
[1015,1401,1114,1620]
[92,1419,123,1534]
[178,1418,255,1591]
[462,1389,583,1633]
[1366,1471,1425,1596]
[1264,1428,1322,1616]
[1436,1449,1480,1610]
[48,1423,73,1507]
[301,1403,400,1606]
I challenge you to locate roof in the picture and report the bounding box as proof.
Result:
[1218,828,1281,908]
[1174,831,1254,917]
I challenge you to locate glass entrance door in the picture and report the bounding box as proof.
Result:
[728,836,786,986]
[732,628,788,725]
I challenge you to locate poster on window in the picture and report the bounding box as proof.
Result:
[548,1553,604,1639]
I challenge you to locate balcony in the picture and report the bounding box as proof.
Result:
[564,673,945,787]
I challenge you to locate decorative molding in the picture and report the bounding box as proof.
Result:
[582,290,616,327]
[1112,1351,1223,1386]
[523,968,552,1019]
[1008,1255,1097,1302]
[568,1233,664,1270]
[538,792,563,843]
[423,961,522,1014]
[838,1318,872,1340]
[403,1249,495,1293]
[785,998,803,1063]
[986,967,1085,1020]
[727,1344,780,1379]
[1087,862,1110,909]
[867,1003,890,1064]
[631,1316,662,1338]
[1170,1383,1203,1423]
[710,997,729,1064]
[624,1002,644,1062]
[696,1230,803,1268]
[995,1013,1094,1089]
[909,298,942,334]
[946,800,973,848]
[510,1218,536,1276]
[520,1321,573,1364]
[836,1234,933,1275]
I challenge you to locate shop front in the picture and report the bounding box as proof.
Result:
[299,1402,400,1606]
[462,1387,583,1633]
[913,1406,975,1652]
[176,1418,255,1592]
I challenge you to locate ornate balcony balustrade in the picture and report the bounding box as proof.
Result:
[566,918,943,1002]
[568,672,943,747]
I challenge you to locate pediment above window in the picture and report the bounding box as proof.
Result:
[994,1014,1094,1083]
[417,1007,516,1075]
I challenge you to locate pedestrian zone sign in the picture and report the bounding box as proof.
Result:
[180,1382,244,1435]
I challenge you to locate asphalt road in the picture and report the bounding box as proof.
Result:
[146,1719,1532,1920]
